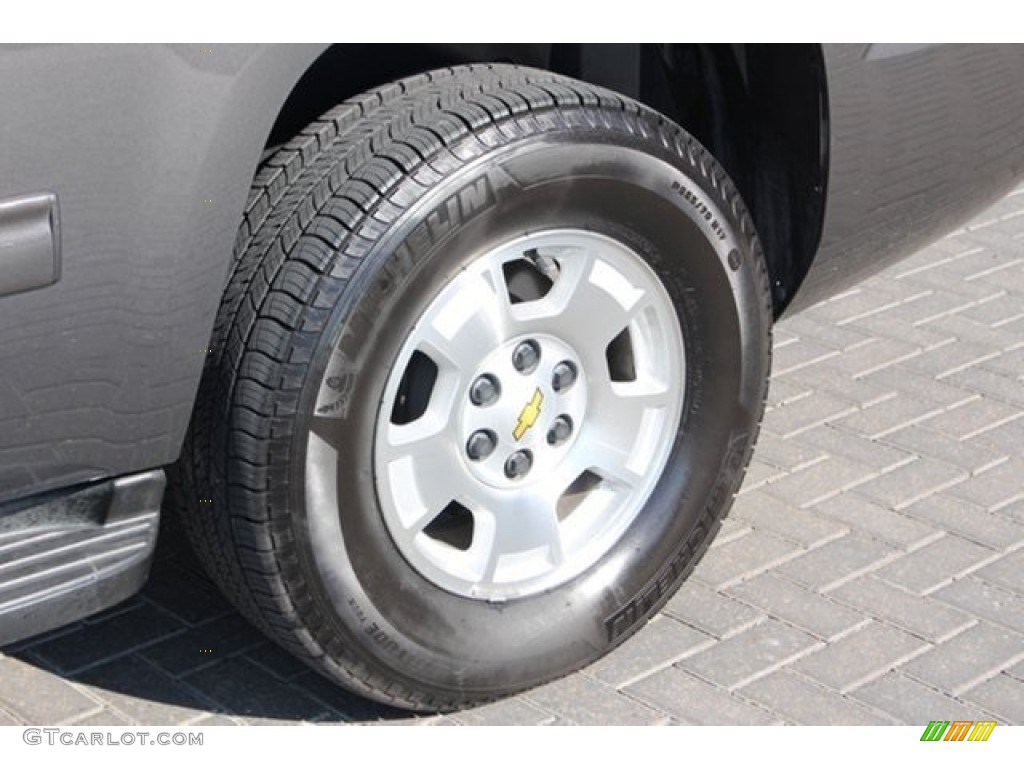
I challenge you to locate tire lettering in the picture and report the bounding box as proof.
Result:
[604,430,749,642]
[670,180,727,242]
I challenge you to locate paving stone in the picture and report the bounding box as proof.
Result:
[877,535,998,595]
[881,425,1007,473]
[778,314,871,351]
[960,673,1024,725]
[26,601,185,674]
[711,516,752,548]
[923,397,1023,441]
[764,378,812,410]
[140,613,263,676]
[791,621,930,693]
[737,459,787,492]
[524,674,667,725]
[0,706,22,725]
[945,457,1024,511]
[453,697,554,726]
[775,533,896,592]
[854,456,969,510]
[730,490,848,547]
[832,396,946,440]
[975,549,1024,594]
[999,498,1024,525]
[748,431,824,472]
[586,615,713,688]
[825,337,923,379]
[72,709,135,726]
[0,657,102,724]
[799,287,897,327]
[287,671,406,723]
[663,582,764,639]
[727,573,867,640]
[242,642,311,682]
[740,670,893,724]
[971,416,1024,460]
[844,289,950,327]
[1007,659,1024,682]
[830,576,974,643]
[772,337,841,376]
[691,529,801,590]
[761,456,877,508]
[863,366,980,408]
[959,291,1024,327]
[933,578,1024,635]
[982,344,1024,377]
[623,667,777,725]
[945,364,1024,408]
[815,493,938,549]
[798,424,914,473]
[903,495,1024,550]
[181,714,242,726]
[849,311,958,351]
[901,622,1024,695]
[678,619,820,690]
[927,312,1024,351]
[75,654,218,726]
[852,672,990,725]
[183,656,331,722]
[784,360,896,404]
[903,338,1003,379]
[763,391,860,438]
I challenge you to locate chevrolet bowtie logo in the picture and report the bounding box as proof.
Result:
[513,388,544,441]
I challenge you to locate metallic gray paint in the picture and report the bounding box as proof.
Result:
[0,44,327,503]
[789,43,1024,314]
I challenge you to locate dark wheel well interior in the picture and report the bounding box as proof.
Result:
[266,44,828,317]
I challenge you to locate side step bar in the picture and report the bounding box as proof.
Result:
[0,470,164,646]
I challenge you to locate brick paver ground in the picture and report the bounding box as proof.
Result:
[2,188,1022,726]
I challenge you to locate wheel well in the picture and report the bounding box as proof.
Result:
[266,44,828,317]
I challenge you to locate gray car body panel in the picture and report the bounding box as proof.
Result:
[1,43,1023,505]
[786,43,1024,314]
[0,44,327,503]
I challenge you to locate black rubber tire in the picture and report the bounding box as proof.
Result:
[173,64,772,712]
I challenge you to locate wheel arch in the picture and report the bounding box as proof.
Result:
[256,44,828,318]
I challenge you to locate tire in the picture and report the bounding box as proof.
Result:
[174,64,772,711]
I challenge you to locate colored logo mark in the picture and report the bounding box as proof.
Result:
[513,388,543,441]
[920,720,996,742]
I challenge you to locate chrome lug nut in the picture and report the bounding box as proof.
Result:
[469,374,500,406]
[551,361,578,392]
[512,340,541,374]
[547,415,573,446]
[466,430,497,461]
[504,449,533,479]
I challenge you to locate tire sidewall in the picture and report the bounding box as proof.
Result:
[294,125,769,695]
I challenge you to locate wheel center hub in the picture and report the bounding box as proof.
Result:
[458,333,587,489]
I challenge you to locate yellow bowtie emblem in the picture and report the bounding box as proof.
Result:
[513,388,544,441]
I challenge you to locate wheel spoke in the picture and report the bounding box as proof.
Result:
[414,270,506,370]
[586,381,675,485]
[380,420,472,534]
[475,489,564,583]
[514,250,648,358]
